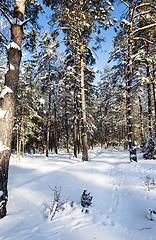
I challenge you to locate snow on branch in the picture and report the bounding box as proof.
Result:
[0,109,6,119]
[132,23,156,36]
[5,42,21,51]
[0,7,12,25]
[0,86,13,98]
[0,141,9,153]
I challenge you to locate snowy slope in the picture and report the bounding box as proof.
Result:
[0,148,156,240]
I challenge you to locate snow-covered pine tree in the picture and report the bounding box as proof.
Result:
[0,0,42,218]
[45,0,116,161]
[37,31,58,157]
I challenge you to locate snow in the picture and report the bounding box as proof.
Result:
[0,108,6,118]
[10,64,15,70]
[0,141,9,152]
[0,86,13,98]
[0,148,156,240]
[6,42,21,51]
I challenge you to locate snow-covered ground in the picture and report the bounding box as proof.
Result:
[0,148,156,240]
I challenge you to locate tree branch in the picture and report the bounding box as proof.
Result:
[133,37,154,45]
[132,23,156,36]
[135,3,156,11]
[120,0,129,8]
[0,7,12,25]
[133,10,154,20]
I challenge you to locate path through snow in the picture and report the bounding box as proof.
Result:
[0,148,156,240]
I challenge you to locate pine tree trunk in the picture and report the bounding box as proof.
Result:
[0,0,26,219]
[152,61,156,137]
[145,44,153,139]
[80,35,88,161]
[46,91,51,157]
[54,102,58,154]
[138,95,144,145]
[74,77,78,158]
[64,82,69,153]
[42,104,45,154]
[78,110,82,154]
[127,0,137,162]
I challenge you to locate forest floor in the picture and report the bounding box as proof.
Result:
[0,148,156,240]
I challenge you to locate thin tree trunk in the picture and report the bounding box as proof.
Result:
[42,104,45,154]
[46,91,51,157]
[152,61,156,137]
[145,44,153,138]
[74,77,78,158]
[80,34,88,161]
[64,82,69,153]
[16,108,20,161]
[0,0,26,218]
[138,95,144,145]
[78,109,82,154]
[54,101,58,154]
[127,0,137,162]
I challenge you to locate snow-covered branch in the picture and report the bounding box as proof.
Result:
[132,23,156,36]
[133,37,154,45]
[0,7,12,25]
[135,3,156,11]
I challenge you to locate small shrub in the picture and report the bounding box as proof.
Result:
[145,175,156,191]
[81,190,93,213]
[143,138,156,160]
[49,186,67,220]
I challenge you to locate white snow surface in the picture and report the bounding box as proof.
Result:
[0,148,156,240]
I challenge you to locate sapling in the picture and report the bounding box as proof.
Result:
[81,190,93,213]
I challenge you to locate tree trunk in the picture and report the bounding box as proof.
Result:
[127,0,137,162]
[0,0,26,219]
[138,95,144,145]
[64,82,69,153]
[54,102,58,154]
[46,91,51,157]
[145,44,153,138]
[74,77,78,158]
[152,61,156,137]
[80,34,88,161]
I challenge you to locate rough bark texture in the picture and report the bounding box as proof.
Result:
[80,35,88,161]
[127,0,137,162]
[0,0,26,219]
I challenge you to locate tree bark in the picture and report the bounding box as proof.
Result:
[80,34,88,161]
[127,0,137,162]
[145,44,153,139]
[0,0,26,219]
[152,61,156,137]
[74,77,78,158]
[138,95,144,144]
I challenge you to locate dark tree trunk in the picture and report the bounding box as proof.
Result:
[145,44,153,138]
[46,91,51,157]
[74,77,78,158]
[64,82,69,153]
[152,61,156,137]
[138,95,144,144]
[54,102,58,154]
[127,0,137,162]
[0,0,26,218]
[80,34,88,161]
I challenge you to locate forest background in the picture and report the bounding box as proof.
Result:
[0,0,155,219]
